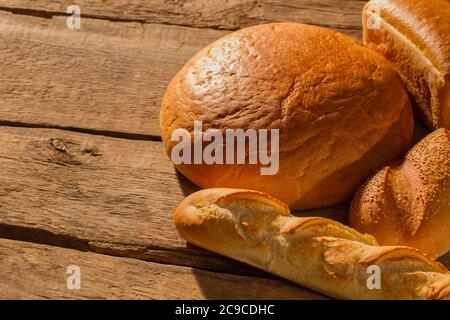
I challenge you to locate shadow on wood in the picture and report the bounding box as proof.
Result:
[191,266,327,300]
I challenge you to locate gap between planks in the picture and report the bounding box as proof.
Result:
[0,119,162,142]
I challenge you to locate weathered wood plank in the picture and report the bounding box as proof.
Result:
[0,125,355,276]
[0,11,227,137]
[0,238,325,299]
[0,0,365,35]
[0,3,364,137]
[0,125,252,275]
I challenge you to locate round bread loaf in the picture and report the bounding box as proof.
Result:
[160,23,414,210]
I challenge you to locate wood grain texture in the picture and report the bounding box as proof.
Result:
[0,1,364,136]
[0,0,365,35]
[0,11,227,137]
[0,125,230,273]
[0,238,325,299]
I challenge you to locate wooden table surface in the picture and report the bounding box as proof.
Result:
[0,0,448,300]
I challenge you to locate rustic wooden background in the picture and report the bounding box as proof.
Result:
[0,0,448,299]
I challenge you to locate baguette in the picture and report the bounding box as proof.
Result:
[362,0,450,129]
[350,128,450,259]
[174,188,450,300]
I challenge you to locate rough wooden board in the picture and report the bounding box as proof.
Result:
[0,125,356,277]
[0,3,364,137]
[0,125,248,275]
[0,11,227,137]
[0,0,365,36]
[0,238,325,299]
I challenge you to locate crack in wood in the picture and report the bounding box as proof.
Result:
[0,120,162,142]
[0,1,364,32]
[0,6,232,32]
[0,223,272,278]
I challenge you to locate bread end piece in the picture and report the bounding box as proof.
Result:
[175,188,288,250]
[362,0,450,129]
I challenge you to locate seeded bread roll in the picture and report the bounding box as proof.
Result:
[350,129,450,259]
[160,23,414,210]
[174,188,450,300]
[362,0,450,129]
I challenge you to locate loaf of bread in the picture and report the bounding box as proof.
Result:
[161,23,414,210]
[362,0,450,129]
[350,129,450,259]
[174,188,450,300]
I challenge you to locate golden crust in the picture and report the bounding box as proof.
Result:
[350,129,450,259]
[161,23,414,210]
[363,0,450,129]
[174,188,450,300]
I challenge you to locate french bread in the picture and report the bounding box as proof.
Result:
[350,128,450,259]
[362,0,450,129]
[174,188,450,300]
